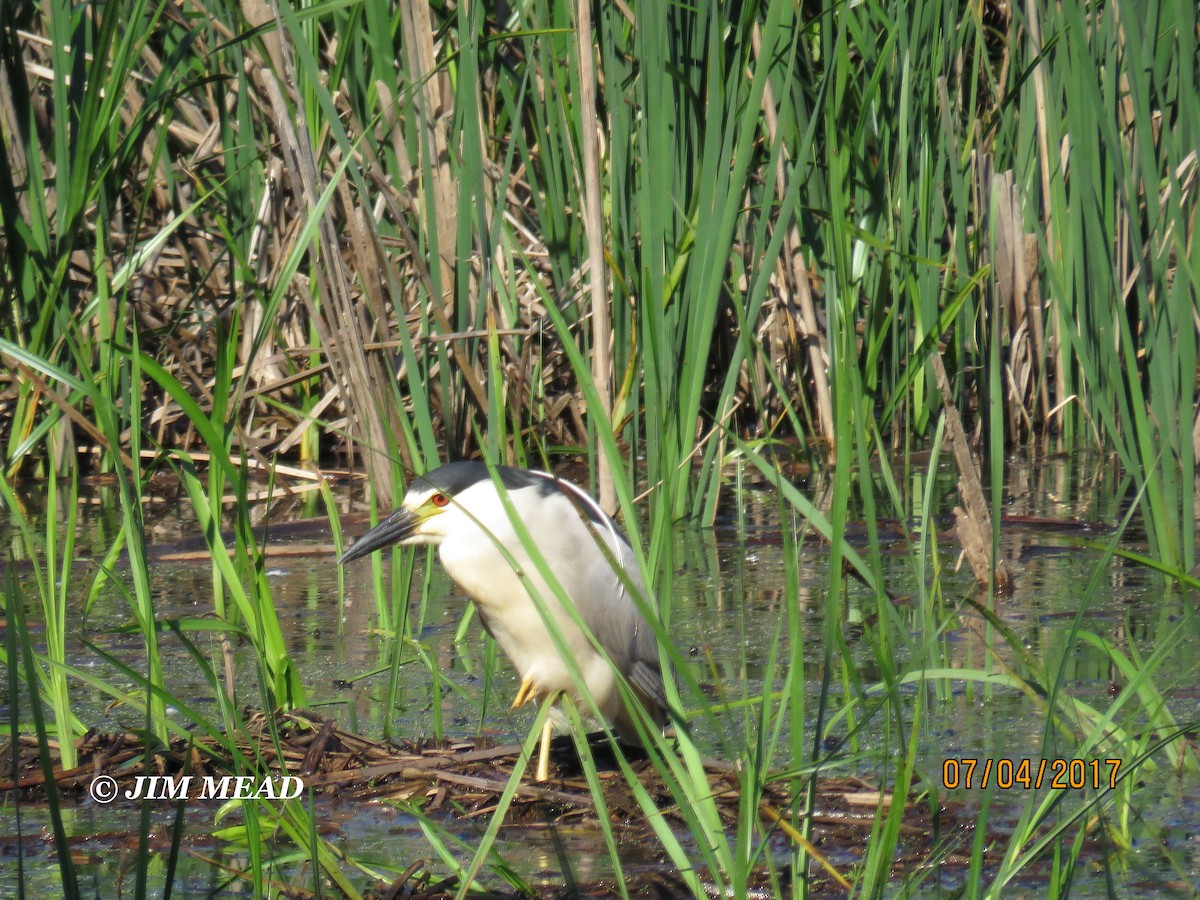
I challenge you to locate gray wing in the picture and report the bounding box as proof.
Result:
[528,473,669,729]
[561,497,668,723]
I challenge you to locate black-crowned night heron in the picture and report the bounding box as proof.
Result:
[339,461,667,781]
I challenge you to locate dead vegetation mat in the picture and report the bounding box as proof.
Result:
[0,708,984,895]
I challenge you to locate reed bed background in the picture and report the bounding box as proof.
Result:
[1,0,1198,895]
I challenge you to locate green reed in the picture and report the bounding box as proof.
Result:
[0,0,1192,539]
[1013,0,1198,575]
[0,463,83,768]
[2,567,80,899]
[1,0,1197,893]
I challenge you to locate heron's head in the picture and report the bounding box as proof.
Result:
[338,461,542,562]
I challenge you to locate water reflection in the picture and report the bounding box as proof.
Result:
[1,453,1196,894]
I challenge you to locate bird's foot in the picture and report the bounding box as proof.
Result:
[511,673,538,710]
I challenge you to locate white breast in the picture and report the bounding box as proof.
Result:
[435,488,624,723]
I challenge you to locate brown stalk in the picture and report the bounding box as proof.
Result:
[752,22,834,448]
[932,350,1011,594]
[575,0,616,513]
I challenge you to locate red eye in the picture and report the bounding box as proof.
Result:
[431,493,449,508]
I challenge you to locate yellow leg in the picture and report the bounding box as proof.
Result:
[512,676,557,781]
[512,673,536,710]
[535,712,554,782]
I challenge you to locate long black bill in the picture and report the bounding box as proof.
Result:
[338,508,421,564]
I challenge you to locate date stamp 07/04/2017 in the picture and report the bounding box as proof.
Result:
[942,758,1122,791]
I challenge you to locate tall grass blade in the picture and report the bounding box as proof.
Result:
[2,565,79,899]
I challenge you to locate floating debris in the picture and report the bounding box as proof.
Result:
[0,709,987,895]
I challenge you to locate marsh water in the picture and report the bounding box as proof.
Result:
[2,454,1198,896]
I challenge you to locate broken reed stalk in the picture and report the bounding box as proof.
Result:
[932,350,1012,593]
